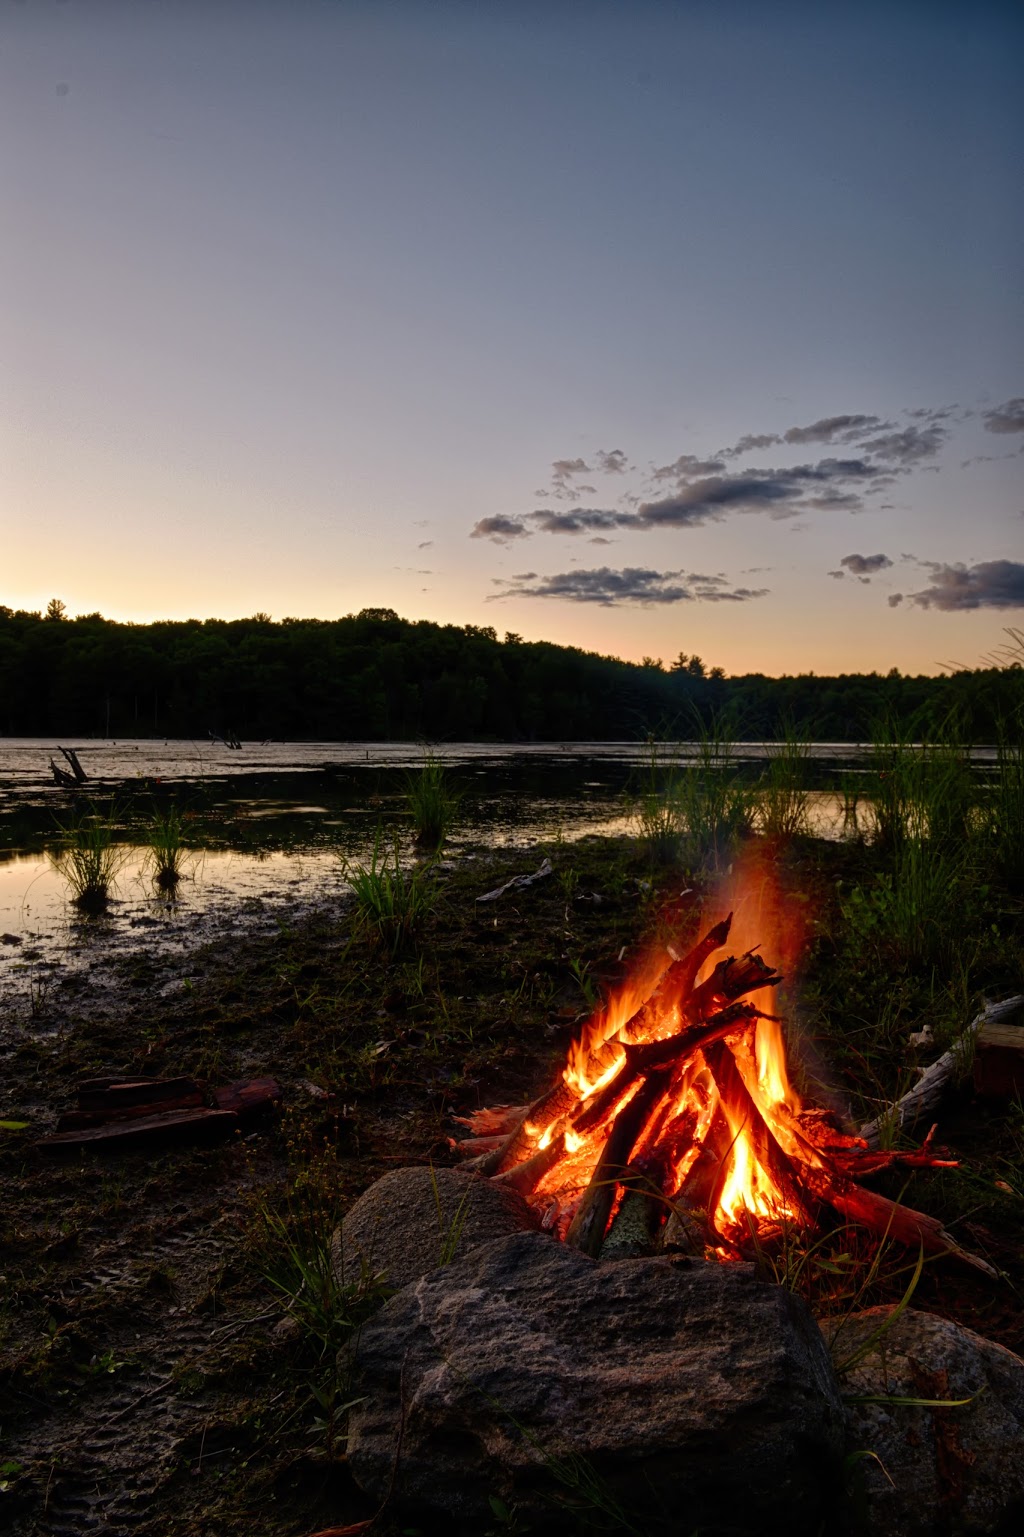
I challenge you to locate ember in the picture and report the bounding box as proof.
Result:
[455,882,994,1275]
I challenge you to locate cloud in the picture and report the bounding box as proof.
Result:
[907,559,1024,611]
[889,594,904,607]
[632,458,887,529]
[827,570,846,580]
[839,552,894,577]
[417,540,433,549]
[489,566,769,607]
[652,453,728,481]
[726,432,781,456]
[470,515,530,543]
[782,414,883,445]
[531,507,626,536]
[982,398,1024,435]
[596,448,629,474]
[856,424,947,464]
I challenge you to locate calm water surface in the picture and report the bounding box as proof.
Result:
[0,736,890,959]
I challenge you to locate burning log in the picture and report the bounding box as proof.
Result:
[565,1069,671,1257]
[618,913,733,1041]
[462,908,994,1277]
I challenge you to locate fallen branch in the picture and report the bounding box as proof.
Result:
[475,858,553,904]
[858,995,1024,1148]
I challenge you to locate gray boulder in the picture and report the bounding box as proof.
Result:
[346,1230,844,1535]
[822,1306,1024,1536]
[334,1166,537,1290]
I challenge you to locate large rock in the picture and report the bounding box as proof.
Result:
[346,1231,844,1535]
[334,1166,538,1290]
[823,1306,1024,1536]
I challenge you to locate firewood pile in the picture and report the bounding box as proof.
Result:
[453,914,995,1275]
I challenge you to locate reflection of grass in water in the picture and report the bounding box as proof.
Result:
[49,803,128,914]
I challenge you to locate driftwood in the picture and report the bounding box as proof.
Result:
[858,995,1024,1148]
[974,1016,1024,1098]
[475,858,554,905]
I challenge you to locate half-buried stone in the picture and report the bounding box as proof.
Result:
[332,1165,538,1290]
[344,1229,845,1536]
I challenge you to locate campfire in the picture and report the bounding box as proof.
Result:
[454,872,995,1275]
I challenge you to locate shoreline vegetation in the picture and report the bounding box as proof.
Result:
[1,714,1022,1533]
[2,604,1021,742]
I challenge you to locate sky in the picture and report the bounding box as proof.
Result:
[2,0,1022,676]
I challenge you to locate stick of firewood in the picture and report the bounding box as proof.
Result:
[565,1070,671,1257]
[617,913,733,1041]
[858,995,1024,1149]
[826,1183,998,1278]
[491,1132,570,1197]
[683,951,781,1025]
[473,1077,580,1175]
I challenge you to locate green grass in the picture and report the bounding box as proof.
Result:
[627,716,749,872]
[146,805,189,890]
[405,749,461,850]
[342,828,440,953]
[750,723,811,841]
[48,803,128,914]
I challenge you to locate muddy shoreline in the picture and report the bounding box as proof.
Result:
[2,831,1022,1536]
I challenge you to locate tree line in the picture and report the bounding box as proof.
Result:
[0,605,1019,742]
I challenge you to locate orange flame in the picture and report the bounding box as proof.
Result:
[514,857,814,1251]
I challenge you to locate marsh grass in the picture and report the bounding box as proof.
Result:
[49,803,128,914]
[146,805,189,890]
[750,724,811,841]
[406,750,461,850]
[987,722,1024,890]
[342,828,439,953]
[627,717,748,872]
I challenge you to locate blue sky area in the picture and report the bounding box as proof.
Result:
[3,0,1022,673]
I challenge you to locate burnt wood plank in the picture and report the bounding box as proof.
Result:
[36,1108,238,1153]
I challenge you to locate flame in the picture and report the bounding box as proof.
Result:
[504,858,816,1253]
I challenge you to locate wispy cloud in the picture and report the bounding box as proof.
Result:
[470,515,532,544]
[982,397,1024,435]
[906,559,1024,611]
[489,566,769,606]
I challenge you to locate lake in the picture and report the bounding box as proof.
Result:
[0,735,934,979]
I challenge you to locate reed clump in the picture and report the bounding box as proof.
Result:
[146,806,189,891]
[406,751,460,851]
[750,725,811,842]
[49,804,128,915]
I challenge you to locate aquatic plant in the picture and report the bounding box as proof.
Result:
[405,750,460,850]
[146,805,189,891]
[48,804,128,915]
[751,724,811,842]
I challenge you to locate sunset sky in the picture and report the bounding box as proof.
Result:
[3,0,1022,676]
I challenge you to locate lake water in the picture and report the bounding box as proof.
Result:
[0,736,896,973]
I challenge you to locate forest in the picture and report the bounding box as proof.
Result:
[0,603,1020,741]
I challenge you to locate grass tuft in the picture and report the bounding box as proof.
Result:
[342,828,439,953]
[406,750,461,850]
[146,805,189,890]
[48,803,128,914]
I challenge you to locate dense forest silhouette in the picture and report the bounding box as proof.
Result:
[1,605,1019,742]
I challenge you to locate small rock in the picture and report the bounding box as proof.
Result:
[334,1166,538,1291]
[822,1306,1024,1536]
[1,933,23,946]
[346,1232,844,1534]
